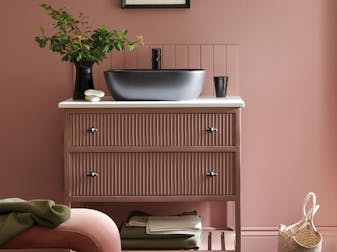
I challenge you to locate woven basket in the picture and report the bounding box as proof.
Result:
[278,192,322,252]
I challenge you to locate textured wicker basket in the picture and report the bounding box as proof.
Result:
[278,193,322,252]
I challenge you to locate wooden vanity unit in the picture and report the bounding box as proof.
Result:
[59,97,245,252]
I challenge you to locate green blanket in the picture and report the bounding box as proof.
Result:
[0,198,71,245]
[121,230,202,250]
[121,210,201,249]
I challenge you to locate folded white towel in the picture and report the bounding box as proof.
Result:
[127,216,148,227]
[146,215,202,235]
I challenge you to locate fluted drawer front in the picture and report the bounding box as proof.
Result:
[70,152,235,196]
[70,113,235,147]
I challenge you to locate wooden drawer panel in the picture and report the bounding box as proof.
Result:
[69,113,236,147]
[70,152,235,196]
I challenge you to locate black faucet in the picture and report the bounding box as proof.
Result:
[152,48,161,70]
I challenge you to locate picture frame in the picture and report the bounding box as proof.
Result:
[121,0,190,9]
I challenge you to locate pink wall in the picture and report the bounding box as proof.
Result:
[1,0,337,250]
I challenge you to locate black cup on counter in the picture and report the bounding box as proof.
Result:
[214,76,228,97]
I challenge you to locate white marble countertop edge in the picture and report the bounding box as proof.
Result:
[58,96,245,108]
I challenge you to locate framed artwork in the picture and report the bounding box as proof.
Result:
[122,0,190,8]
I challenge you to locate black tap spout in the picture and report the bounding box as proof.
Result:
[152,48,161,70]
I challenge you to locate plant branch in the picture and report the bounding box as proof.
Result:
[35,4,144,63]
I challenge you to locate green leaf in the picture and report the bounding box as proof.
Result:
[40,3,50,10]
[128,43,137,51]
[83,44,91,50]
[122,29,128,35]
[61,55,69,61]
[112,30,118,36]
[116,41,123,51]
[40,39,47,48]
[39,26,45,35]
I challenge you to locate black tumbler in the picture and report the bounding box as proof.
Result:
[214,76,228,97]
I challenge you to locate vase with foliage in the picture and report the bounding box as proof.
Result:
[35,4,144,99]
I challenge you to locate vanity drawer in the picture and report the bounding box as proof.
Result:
[69,152,236,197]
[69,112,236,147]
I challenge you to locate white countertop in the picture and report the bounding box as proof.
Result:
[58,96,245,108]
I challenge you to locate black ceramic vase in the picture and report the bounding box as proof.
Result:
[73,61,95,100]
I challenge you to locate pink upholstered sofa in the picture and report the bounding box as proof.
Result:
[0,208,121,252]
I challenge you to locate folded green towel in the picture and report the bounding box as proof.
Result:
[121,210,199,239]
[121,230,202,250]
[0,198,71,245]
[120,223,193,239]
[121,210,201,249]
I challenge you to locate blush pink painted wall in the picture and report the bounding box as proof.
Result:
[1,0,337,251]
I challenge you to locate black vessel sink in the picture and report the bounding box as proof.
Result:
[104,69,206,101]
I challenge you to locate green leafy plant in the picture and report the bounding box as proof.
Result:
[35,4,144,63]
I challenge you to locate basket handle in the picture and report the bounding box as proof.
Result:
[284,192,320,233]
[303,192,316,216]
[301,192,320,231]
